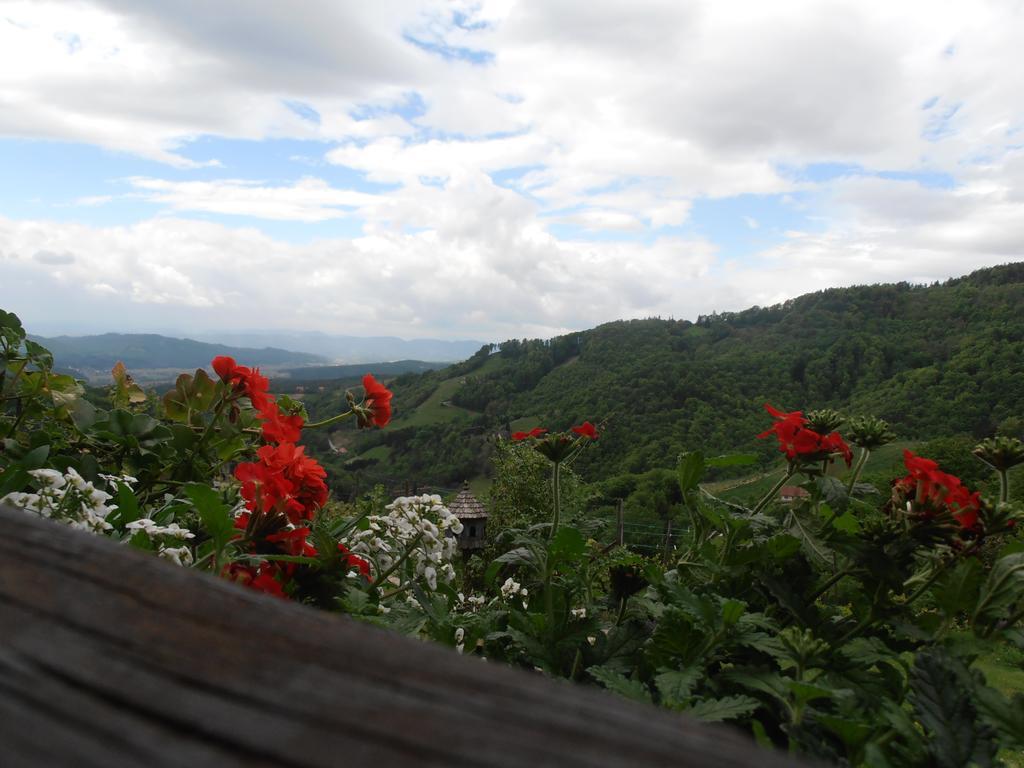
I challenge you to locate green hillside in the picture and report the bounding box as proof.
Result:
[278,359,447,383]
[299,262,1024,497]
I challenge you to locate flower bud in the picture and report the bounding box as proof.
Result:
[805,409,845,434]
[846,416,896,450]
[973,436,1024,472]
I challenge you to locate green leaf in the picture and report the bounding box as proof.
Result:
[973,553,1024,627]
[23,339,53,368]
[816,475,849,513]
[818,715,874,748]
[677,451,705,493]
[764,534,801,559]
[909,648,998,768]
[705,453,758,468]
[973,684,1024,750]
[721,598,746,627]
[786,680,833,706]
[185,483,235,549]
[685,695,760,722]
[21,445,50,470]
[68,397,97,430]
[655,667,702,708]
[587,665,651,703]
[933,559,983,620]
[549,526,586,560]
[112,483,141,527]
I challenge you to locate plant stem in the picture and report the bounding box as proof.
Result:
[752,466,796,514]
[305,409,355,430]
[549,460,562,539]
[806,567,854,604]
[999,469,1009,505]
[846,447,871,496]
[370,531,424,589]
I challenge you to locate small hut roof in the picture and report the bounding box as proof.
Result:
[450,482,488,519]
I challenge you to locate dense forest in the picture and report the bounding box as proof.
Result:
[298,263,1024,498]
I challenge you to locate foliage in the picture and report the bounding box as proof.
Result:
[4,306,1024,766]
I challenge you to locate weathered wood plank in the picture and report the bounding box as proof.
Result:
[0,504,805,768]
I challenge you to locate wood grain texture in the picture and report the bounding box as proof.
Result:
[0,504,806,768]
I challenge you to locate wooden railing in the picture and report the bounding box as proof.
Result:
[0,504,807,767]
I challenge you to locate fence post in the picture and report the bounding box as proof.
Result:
[616,499,624,546]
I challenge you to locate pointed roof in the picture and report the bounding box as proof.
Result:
[450,481,488,519]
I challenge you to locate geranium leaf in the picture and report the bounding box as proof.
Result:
[587,665,651,703]
[685,695,760,722]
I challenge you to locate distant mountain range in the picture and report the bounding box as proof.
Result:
[30,333,326,379]
[27,330,487,384]
[188,331,486,364]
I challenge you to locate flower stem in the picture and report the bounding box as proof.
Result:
[549,460,562,539]
[370,531,424,589]
[846,447,871,496]
[806,567,854,604]
[999,469,1009,505]
[752,466,796,514]
[305,409,355,430]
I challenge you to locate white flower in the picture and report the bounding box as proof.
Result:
[157,545,193,567]
[500,577,522,600]
[454,627,465,644]
[126,518,160,534]
[571,607,587,619]
[29,468,66,489]
[343,494,461,594]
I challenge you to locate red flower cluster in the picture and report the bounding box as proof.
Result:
[511,422,599,441]
[571,421,599,440]
[235,443,328,525]
[758,404,853,466]
[222,562,287,599]
[212,356,303,443]
[211,356,370,595]
[512,427,547,441]
[895,450,981,530]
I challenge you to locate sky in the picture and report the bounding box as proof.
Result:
[1,0,1023,342]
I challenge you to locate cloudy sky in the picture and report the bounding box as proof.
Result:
[1,1,1023,341]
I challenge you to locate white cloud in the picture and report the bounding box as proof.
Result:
[125,177,381,222]
[2,1,1024,338]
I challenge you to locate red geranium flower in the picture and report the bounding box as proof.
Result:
[571,421,599,440]
[212,355,238,381]
[211,355,272,411]
[223,562,287,599]
[512,427,548,441]
[234,442,328,524]
[338,543,371,577]
[258,401,304,444]
[896,450,982,531]
[758,403,852,466]
[358,374,393,428]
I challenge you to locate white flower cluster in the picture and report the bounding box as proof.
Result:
[344,494,463,591]
[500,577,529,608]
[125,518,195,567]
[1,468,121,533]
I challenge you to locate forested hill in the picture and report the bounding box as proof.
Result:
[300,262,1024,491]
